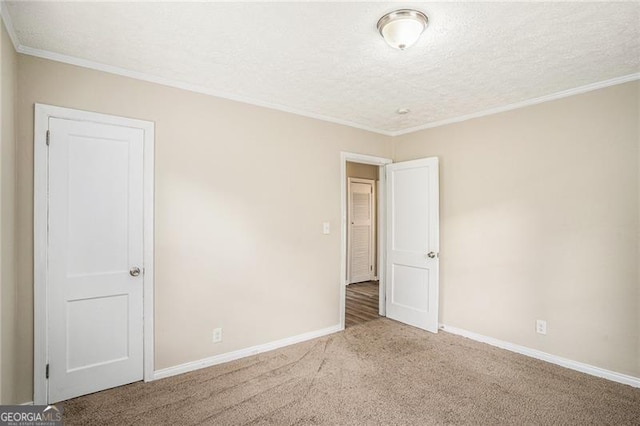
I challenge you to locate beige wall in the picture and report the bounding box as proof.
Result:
[7,47,640,403]
[346,161,379,181]
[14,55,392,402]
[394,81,640,377]
[0,20,18,404]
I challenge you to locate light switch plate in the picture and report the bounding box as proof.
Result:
[323,222,330,234]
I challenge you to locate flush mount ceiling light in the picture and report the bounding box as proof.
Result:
[377,9,428,50]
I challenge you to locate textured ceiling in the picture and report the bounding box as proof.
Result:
[4,1,640,134]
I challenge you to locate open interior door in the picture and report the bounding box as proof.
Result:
[385,157,439,332]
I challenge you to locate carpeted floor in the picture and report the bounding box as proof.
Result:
[61,318,640,425]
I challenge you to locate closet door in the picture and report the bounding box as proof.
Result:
[348,178,375,284]
[47,118,145,402]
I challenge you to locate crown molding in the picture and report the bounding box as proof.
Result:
[2,0,389,135]
[390,72,640,136]
[0,1,20,51]
[16,43,394,137]
[3,2,638,138]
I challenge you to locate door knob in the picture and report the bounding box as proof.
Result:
[130,266,141,277]
[427,252,437,259]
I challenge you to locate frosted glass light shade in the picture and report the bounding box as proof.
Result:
[377,10,428,50]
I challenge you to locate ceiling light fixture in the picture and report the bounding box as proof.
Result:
[396,108,410,115]
[377,9,428,50]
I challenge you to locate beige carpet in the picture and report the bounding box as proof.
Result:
[62,318,640,425]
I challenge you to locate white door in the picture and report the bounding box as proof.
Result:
[385,158,439,332]
[48,117,145,402]
[348,178,375,284]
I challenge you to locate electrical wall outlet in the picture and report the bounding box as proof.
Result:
[212,327,223,343]
[536,320,547,335]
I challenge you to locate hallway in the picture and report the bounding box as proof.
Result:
[345,281,380,327]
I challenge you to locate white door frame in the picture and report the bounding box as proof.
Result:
[33,103,155,404]
[347,177,376,284]
[340,152,392,329]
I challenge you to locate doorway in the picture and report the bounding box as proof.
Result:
[33,104,155,404]
[340,153,392,329]
[340,153,441,333]
[345,164,379,327]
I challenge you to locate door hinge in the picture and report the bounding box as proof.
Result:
[46,130,50,146]
[45,364,49,379]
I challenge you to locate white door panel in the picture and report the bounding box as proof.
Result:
[391,166,430,253]
[386,158,439,332]
[48,118,144,402]
[391,264,429,311]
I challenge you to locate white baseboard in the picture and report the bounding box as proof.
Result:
[440,324,640,388]
[153,324,342,380]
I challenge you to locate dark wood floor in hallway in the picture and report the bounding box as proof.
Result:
[345,281,380,327]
